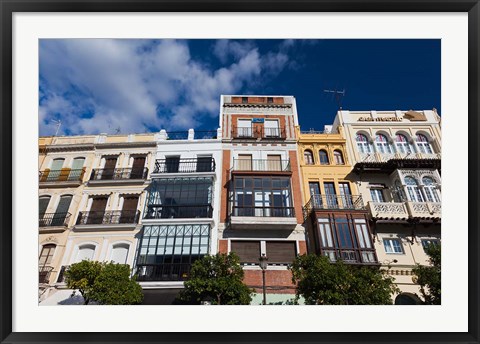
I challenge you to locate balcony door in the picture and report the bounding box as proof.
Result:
[237,119,252,137]
[196,156,213,172]
[120,196,139,224]
[237,154,252,171]
[47,158,64,181]
[338,183,353,208]
[39,196,50,221]
[102,157,117,180]
[88,197,108,224]
[267,154,282,171]
[71,157,85,181]
[324,182,338,208]
[51,195,72,226]
[309,182,322,208]
[264,119,280,138]
[131,156,146,179]
[165,156,180,173]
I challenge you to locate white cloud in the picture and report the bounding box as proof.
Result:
[39,39,296,136]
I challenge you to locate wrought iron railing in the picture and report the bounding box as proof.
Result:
[76,210,141,225]
[232,126,286,139]
[39,266,54,284]
[90,167,148,181]
[322,248,378,264]
[144,205,213,219]
[304,195,365,217]
[231,206,295,217]
[153,158,216,173]
[166,131,189,140]
[136,263,193,281]
[39,169,85,182]
[232,158,291,172]
[39,212,71,227]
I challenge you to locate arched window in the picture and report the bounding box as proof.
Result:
[319,150,329,165]
[422,177,440,203]
[333,150,344,165]
[111,244,130,264]
[76,244,96,262]
[416,134,433,154]
[39,196,51,217]
[404,176,424,202]
[304,150,314,165]
[51,195,72,226]
[395,134,415,154]
[375,134,393,154]
[356,133,372,153]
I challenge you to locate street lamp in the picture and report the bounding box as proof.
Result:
[259,254,268,305]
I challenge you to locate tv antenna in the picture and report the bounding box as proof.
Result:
[114,127,121,134]
[323,88,346,110]
[51,119,61,136]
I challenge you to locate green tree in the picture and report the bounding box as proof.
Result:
[90,263,143,305]
[412,244,441,305]
[289,254,399,305]
[65,260,143,305]
[177,253,254,305]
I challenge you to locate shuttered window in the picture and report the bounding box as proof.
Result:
[230,241,261,264]
[266,241,296,264]
[39,196,51,217]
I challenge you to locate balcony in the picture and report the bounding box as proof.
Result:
[39,212,72,232]
[304,195,365,218]
[39,266,54,284]
[39,168,85,187]
[231,158,291,173]
[136,263,192,282]
[232,126,286,140]
[144,204,213,219]
[322,248,378,265]
[153,158,216,174]
[367,201,441,221]
[229,206,297,230]
[89,168,148,184]
[75,210,140,230]
[359,152,441,163]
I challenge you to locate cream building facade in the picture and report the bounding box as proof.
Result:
[331,109,441,303]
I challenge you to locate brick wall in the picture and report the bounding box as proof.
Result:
[243,269,296,294]
[218,239,228,254]
[220,150,231,223]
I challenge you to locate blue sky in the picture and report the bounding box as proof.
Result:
[39,39,440,136]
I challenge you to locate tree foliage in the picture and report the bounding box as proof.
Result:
[289,254,399,305]
[177,253,254,305]
[65,260,143,305]
[412,244,441,305]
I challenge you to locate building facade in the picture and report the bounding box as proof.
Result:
[297,126,378,266]
[331,109,441,303]
[217,95,307,304]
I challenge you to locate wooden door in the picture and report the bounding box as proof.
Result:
[88,197,108,224]
[131,157,146,179]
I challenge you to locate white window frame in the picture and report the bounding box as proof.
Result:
[356,133,372,154]
[383,238,404,254]
[375,134,393,154]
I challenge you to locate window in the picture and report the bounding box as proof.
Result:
[237,119,253,137]
[422,177,440,202]
[120,196,139,223]
[383,239,404,254]
[237,154,252,171]
[333,150,344,165]
[101,156,118,180]
[416,134,433,154]
[395,134,414,154]
[355,219,375,262]
[232,176,293,217]
[131,156,146,178]
[76,244,96,262]
[39,196,51,218]
[375,134,393,154]
[266,241,296,264]
[304,150,314,165]
[136,224,210,281]
[266,155,282,171]
[51,195,72,226]
[267,97,273,104]
[242,97,248,104]
[46,158,65,181]
[264,119,280,137]
[370,188,385,202]
[165,156,180,173]
[111,244,130,264]
[196,156,213,172]
[324,182,337,208]
[231,241,261,264]
[87,197,108,224]
[71,157,85,180]
[39,244,56,268]
[356,133,372,153]
[319,150,329,165]
[338,182,352,208]
[405,176,424,202]
[421,239,440,252]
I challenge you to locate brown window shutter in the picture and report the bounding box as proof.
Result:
[230,241,261,263]
[266,241,296,264]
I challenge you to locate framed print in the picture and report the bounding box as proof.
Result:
[1,1,479,344]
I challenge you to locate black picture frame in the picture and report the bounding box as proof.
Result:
[1,1,478,343]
